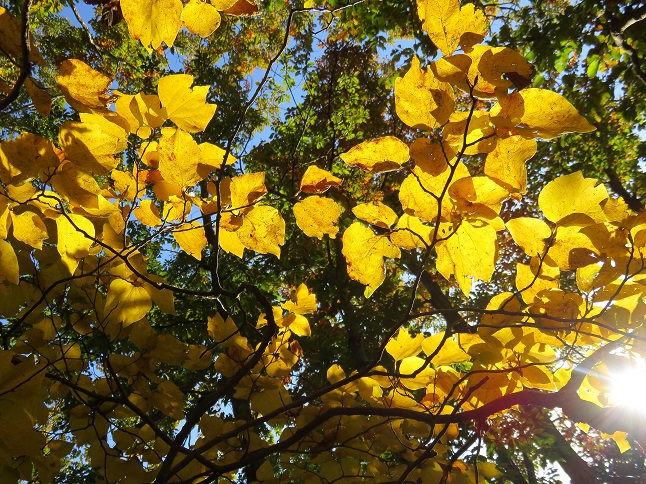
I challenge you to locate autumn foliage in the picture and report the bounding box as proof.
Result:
[0,0,645,482]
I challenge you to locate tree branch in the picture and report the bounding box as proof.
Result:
[0,0,33,111]
[607,3,646,86]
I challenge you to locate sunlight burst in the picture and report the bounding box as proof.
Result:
[610,359,646,412]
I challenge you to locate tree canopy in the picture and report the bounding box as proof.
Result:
[0,0,645,482]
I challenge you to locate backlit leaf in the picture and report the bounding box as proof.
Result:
[173,222,207,260]
[0,239,19,285]
[484,136,536,194]
[237,205,285,257]
[395,56,454,129]
[342,222,401,296]
[230,172,267,212]
[104,279,152,326]
[293,196,341,239]
[282,284,317,315]
[340,137,409,174]
[133,200,163,227]
[181,0,221,37]
[59,114,127,175]
[538,172,608,224]
[417,0,487,56]
[157,128,202,189]
[386,328,424,361]
[436,218,497,296]
[300,166,342,194]
[506,217,552,256]
[11,211,48,250]
[352,201,398,228]
[56,214,95,275]
[57,60,111,113]
[0,7,44,64]
[390,214,432,249]
[490,89,596,139]
[158,74,217,132]
[121,0,183,50]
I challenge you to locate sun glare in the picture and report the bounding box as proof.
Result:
[609,359,646,412]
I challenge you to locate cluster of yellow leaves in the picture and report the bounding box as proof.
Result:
[1,0,644,480]
[121,0,258,50]
[286,0,596,297]
[281,0,645,461]
[210,284,315,420]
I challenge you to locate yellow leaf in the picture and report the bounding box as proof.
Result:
[327,364,346,384]
[121,0,182,50]
[422,332,470,367]
[606,431,631,453]
[433,46,533,99]
[342,222,401,296]
[399,139,468,222]
[250,386,292,416]
[111,169,140,202]
[490,89,596,139]
[211,0,238,8]
[219,229,245,258]
[59,114,127,175]
[399,356,435,390]
[340,136,409,174]
[0,7,45,64]
[478,462,502,479]
[530,289,585,327]
[515,262,559,304]
[282,284,317,315]
[56,214,95,275]
[57,59,111,113]
[519,364,556,390]
[237,205,285,257]
[115,92,167,138]
[484,135,536,194]
[208,313,241,345]
[448,175,510,214]
[506,217,552,256]
[144,275,176,315]
[539,172,608,224]
[395,56,454,129]
[157,74,217,132]
[133,200,163,227]
[386,328,424,361]
[230,172,267,212]
[50,161,100,209]
[181,0,221,37]
[0,133,59,185]
[436,218,497,296]
[352,201,398,228]
[58,114,127,175]
[104,279,152,326]
[0,239,19,285]
[157,128,202,189]
[293,196,342,239]
[283,313,311,337]
[11,211,48,250]
[198,142,232,177]
[25,78,52,117]
[417,0,487,56]
[390,213,432,250]
[300,166,342,194]
[173,222,207,259]
[443,111,496,155]
[547,224,600,270]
